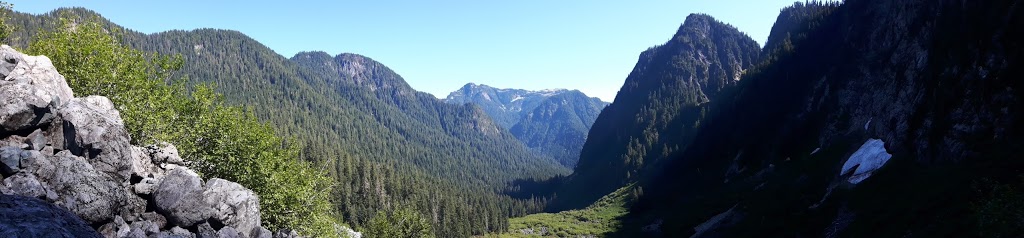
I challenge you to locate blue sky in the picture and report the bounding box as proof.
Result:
[12,0,807,102]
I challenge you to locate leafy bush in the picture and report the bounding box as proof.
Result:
[25,16,339,236]
[365,207,435,238]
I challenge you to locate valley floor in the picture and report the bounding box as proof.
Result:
[482,185,634,237]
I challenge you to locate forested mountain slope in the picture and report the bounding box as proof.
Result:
[445,83,608,167]
[7,8,568,237]
[508,1,1024,237]
[608,0,1024,237]
[550,13,762,211]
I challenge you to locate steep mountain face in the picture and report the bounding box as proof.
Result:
[552,14,761,210]
[8,9,568,237]
[611,0,1024,237]
[290,52,513,141]
[509,90,608,167]
[292,51,417,101]
[445,83,608,167]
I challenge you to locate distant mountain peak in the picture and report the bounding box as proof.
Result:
[444,83,609,167]
[679,13,740,34]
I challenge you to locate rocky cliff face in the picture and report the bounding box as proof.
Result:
[292,51,416,97]
[553,14,762,210]
[509,90,608,167]
[0,46,284,238]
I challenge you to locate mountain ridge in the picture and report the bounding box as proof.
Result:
[551,13,762,211]
[444,83,600,127]
[444,83,608,167]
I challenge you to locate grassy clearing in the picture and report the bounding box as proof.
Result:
[482,185,633,237]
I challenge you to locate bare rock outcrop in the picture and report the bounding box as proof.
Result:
[153,167,213,227]
[52,96,134,181]
[203,178,262,237]
[0,45,71,134]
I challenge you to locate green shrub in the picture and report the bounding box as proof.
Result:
[365,207,435,238]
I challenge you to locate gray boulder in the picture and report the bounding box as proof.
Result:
[19,148,55,179]
[26,128,46,150]
[39,145,54,156]
[129,145,162,179]
[0,45,74,105]
[252,227,273,238]
[0,46,73,133]
[129,220,159,236]
[97,215,130,238]
[51,96,133,181]
[153,231,188,238]
[141,212,169,229]
[0,131,44,150]
[134,177,159,195]
[217,227,242,238]
[0,182,11,195]
[1,149,58,201]
[153,167,212,227]
[0,146,23,176]
[3,172,48,199]
[148,142,184,165]
[123,228,146,238]
[153,227,196,238]
[0,45,24,78]
[196,222,218,238]
[119,193,147,222]
[42,151,138,225]
[169,226,196,238]
[204,178,261,238]
[0,82,56,133]
[0,133,27,148]
[0,194,102,238]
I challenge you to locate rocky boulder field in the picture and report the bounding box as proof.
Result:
[0,46,297,238]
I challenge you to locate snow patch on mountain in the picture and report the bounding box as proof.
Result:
[537,88,567,97]
[841,139,892,184]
